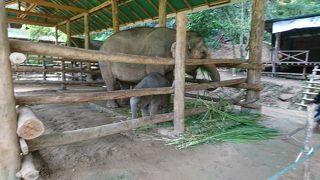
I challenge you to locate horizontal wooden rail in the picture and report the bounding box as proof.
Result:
[14,80,104,85]
[26,108,207,151]
[10,39,247,66]
[15,78,250,105]
[13,66,100,74]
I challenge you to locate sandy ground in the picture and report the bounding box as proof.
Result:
[14,72,320,180]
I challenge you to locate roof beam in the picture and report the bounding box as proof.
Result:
[183,0,192,10]
[19,3,37,18]
[7,17,55,27]
[5,0,17,5]
[6,8,67,20]
[19,0,87,13]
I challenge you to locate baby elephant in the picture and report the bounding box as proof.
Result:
[130,72,171,119]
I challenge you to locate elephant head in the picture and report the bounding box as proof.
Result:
[171,32,220,82]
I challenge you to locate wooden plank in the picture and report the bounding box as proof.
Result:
[244,0,266,111]
[26,108,208,151]
[15,78,247,106]
[7,17,55,27]
[19,0,86,13]
[0,1,20,179]
[6,8,67,20]
[174,12,187,133]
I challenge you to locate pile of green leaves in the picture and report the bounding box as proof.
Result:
[166,99,280,149]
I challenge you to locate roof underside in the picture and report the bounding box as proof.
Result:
[5,0,238,35]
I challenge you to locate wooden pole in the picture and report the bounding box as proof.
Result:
[174,12,187,133]
[244,0,266,112]
[111,0,119,32]
[61,60,66,90]
[66,20,71,47]
[159,0,167,27]
[0,1,20,179]
[84,13,90,50]
[272,33,280,76]
[26,108,207,151]
[55,26,58,45]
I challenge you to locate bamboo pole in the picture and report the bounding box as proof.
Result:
[158,0,167,27]
[15,78,246,105]
[244,0,266,111]
[0,1,20,179]
[26,108,207,151]
[112,0,119,32]
[174,12,187,133]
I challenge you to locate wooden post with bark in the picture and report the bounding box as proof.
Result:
[244,0,266,112]
[84,13,92,80]
[112,0,119,32]
[174,12,187,133]
[0,2,20,179]
[66,20,71,47]
[159,0,167,27]
[55,26,58,45]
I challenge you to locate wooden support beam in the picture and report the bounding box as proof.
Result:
[15,154,39,180]
[6,8,67,20]
[0,1,20,179]
[158,0,167,27]
[272,33,281,75]
[14,80,104,85]
[174,12,187,133]
[19,0,86,12]
[183,0,192,10]
[15,78,247,106]
[61,60,66,90]
[166,1,177,13]
[26,108,208,151]
[244,0,266,111]
[13,66,100,74]
[7,17,55,27]
[111,0,119,32]
[18,3,37,19]
[55,26,58,45]
[84,13,90,49]
[66,21,71,47]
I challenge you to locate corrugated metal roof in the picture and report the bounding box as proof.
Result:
[5,0,241,35]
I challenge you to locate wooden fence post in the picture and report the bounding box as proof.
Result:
[112,0,119,32]
[174,12,187,133]
[272,33,280,76]
[244,0,266,112]
[0,2,21,179]
[159,0,167,27]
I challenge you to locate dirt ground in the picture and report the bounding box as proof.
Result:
[15,71,320,180]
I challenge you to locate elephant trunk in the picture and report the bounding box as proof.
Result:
[203,64,221,82]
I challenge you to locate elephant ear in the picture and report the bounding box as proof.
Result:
[171,42,192,58]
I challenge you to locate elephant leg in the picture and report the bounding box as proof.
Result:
[99,62,119,108]
[149,97,161,116]
[117,82,131,107]
[141,106,149,117]
[203,64,220,82]
[160,95,170,113]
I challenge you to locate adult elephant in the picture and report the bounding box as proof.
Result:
[99,27,220,108]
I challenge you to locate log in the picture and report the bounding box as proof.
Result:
[26,108,207,151]
[244,0,266,111]
[15,78,247,105]
[19,138,29,155]
[174,12,187,133]
[0,1,21,179]
[9,52,27,64]
[16,154,39,180]
[17,107,45,140]
[10,39,248,66]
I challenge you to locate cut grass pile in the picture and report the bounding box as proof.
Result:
[166,99,280,149]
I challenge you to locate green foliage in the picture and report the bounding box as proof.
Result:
[90,30,114,41]
[23,25,66,42]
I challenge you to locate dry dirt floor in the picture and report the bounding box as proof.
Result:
[14,71,320,180]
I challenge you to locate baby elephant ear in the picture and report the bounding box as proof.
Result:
[170,42,177,58]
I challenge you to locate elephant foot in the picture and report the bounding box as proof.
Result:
[106,100,119,108]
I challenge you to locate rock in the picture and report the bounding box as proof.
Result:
[278,94,295,101]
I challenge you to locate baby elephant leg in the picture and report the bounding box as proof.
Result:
[141,106,150,117]
[149,96,161,116]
